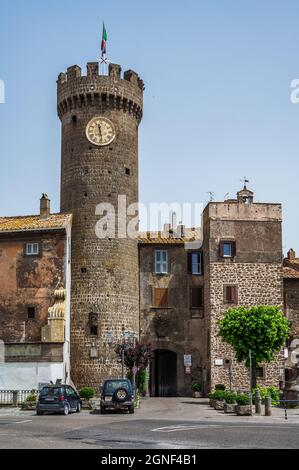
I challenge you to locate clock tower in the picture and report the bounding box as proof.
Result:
[57,62,144,388]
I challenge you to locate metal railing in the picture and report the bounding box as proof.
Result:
[0,390,37,406]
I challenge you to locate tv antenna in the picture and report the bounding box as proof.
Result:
[207,191,215,202]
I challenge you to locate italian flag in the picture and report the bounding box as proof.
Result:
[101,23,107,56]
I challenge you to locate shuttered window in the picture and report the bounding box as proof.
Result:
[155,250,168,274]
[154,288,168,308]
[224,285,238,304]
[188,252,203,275]
[219,241,236,258]
[191,287,203,308]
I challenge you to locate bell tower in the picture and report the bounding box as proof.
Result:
[57,62,144,388]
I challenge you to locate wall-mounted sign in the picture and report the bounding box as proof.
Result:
[215,359,223,366]
[185,367,191,375]
[184,355,192,367]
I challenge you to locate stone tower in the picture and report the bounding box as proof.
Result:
[57,62,144,388]
[202,187,284,391]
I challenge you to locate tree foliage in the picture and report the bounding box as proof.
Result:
[114,342,154,372]
[218,306,289,369]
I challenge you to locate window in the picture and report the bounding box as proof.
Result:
[125,167,131,176]
[26,243,39,256]
[191,287,204,309]
[90,326,98,336]
[256,367,265,379]
[154,288,168,308]
[224,286,238,304]
[27,306,36,320]
[81,267,87,274]
[155,251,168,274]
[220,241,236,258]
[188,252,203,275]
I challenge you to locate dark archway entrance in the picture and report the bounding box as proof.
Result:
[150,349,177,397]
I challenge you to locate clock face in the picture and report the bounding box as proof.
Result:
[86,117,116,146]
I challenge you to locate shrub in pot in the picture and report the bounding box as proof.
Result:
[192,382,202,398]
[213,390,226,410]
[224,392,237,414]
[208,392,216,407]
[236,393,252,416]
[79,387,96,409]
[21,394,38,411]
[215,384,226,391]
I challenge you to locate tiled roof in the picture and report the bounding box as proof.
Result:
[283,267,299,279]
[0,213,72,233]
[139,228,202,245]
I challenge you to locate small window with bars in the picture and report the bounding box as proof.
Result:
[155,251,168,275]
[154,288,168,308]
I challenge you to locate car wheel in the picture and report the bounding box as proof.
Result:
[62,404,70,416]
[100,406,107,415]
[76,402,81,413]
[36,410,43,416]
[129,405,135,414]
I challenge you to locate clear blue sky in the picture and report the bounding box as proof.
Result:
[0,0,298,254]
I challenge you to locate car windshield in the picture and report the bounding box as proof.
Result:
[104,381,131,393]
[40,387,62,396]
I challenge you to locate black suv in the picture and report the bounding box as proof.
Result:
[36,385,81,416]
[100,379,135,414]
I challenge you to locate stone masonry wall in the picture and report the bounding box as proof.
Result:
[208,262,284,391]
[58,63,143,389]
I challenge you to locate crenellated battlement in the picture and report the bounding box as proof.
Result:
[57,62,144,122]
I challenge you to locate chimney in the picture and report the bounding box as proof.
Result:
[171,212,177,231]
[288,249,296,261]
[177,224,185,238]
[163,223,171,237]
[40,194,51,219]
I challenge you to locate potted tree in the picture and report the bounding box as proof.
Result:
[79,387,96,410]
[236,393,252,416]
[192,382,202,398]
[213,390,226,410]
[224,392,237,414]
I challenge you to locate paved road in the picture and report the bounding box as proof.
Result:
[0,398,299,449]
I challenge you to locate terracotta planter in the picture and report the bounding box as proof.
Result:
[209,399,216,408]
[236,405,252,416]
[224,403,237,414]
[214,400,225,411]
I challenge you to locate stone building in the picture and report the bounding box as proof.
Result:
[202,187,284,392]
[139,187,287,396]
[139,224,203,397]
[0,195,72,389]
[0,55,299,396]
[283,250,299,387]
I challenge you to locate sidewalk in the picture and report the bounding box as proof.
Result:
[138,397,299,424]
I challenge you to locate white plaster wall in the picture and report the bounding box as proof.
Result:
[0,363,65,390]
